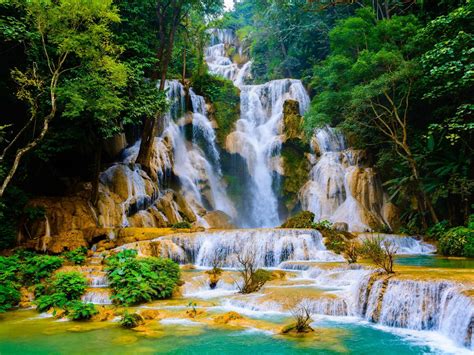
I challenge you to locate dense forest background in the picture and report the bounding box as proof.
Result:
[0,0,472,248]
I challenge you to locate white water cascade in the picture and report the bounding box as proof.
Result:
[299,126,395,232]
[207,29,310,227]
[117,229,345,267]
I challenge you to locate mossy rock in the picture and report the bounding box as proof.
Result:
[281,141,310,211]
[281,211,315,228]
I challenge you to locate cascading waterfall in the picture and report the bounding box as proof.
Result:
[116,229,345,266]
[207,29,310,227]
[299,126,394,232]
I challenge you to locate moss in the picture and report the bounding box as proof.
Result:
[281,211,315,228]
[191,73,240,145]
[281,143,310,211]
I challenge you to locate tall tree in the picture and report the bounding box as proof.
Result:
[0,0,126,198]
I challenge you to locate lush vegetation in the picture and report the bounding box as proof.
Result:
[105,249,181,305]
[192,72,240,144]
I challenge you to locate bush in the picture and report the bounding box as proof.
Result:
[34,271,88,312]
[280,211,315,228]
[191,72,240,144]
[120,310,144,328]
[426,220,450,240]
[171,221,192,229]
[20,254,63,285]
[361,236,397,274]
[106,249,181,305]
[236,252,272,294]
[51,271,88,300]
[439,226,474,257]
[67,301,98,320]
[323,230,346,254]
[312,220,333,231]
[63,247,88,265]
[282,299,315,334]
[343,240,361,264]
[0,255,23,312]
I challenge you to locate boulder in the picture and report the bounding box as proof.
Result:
[204,210,236,229]
[282,100,304,141]
[213,311,243,325]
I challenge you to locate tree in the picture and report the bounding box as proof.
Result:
[361,235,397,273]
[136,0,223,176]
[0,0,125,198]
[234,251,272,294]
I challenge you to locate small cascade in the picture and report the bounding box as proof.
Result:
[355,277,474,350]
[117,229,344,267]
[356,233,436,254]
[81,253,112,305]
[299,126,395,232]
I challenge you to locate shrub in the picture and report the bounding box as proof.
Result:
[282,299,314,334]
[312,220,333,231]
[323,230,346,254]
[51,271,88,300]
[361,236,397,274]
[20,254,63,285]
[34,271,88,312]
[171,221,192,229]
[343,240,361,264]
[191,72,240,144]
[426,220,450,240]
[120,310,144,328]
[235,252,272,294]
[280,211,315,228]
[439,226,474,257]
[106,249,181,305]
[0,255,22,312]
[63,247,88,265]
[67,301,98,320]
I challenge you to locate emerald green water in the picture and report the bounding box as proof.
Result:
[0,310,436,354]
[395,255,474,268]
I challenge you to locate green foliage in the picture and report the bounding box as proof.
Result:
[0,186,29,249]
[312,220,333,231]
[192,72,240,144]
[361,236,397,274]
[20,254,63,285]
[323,230,346,254]
[439,226,474,257]
[0,256,21,312]
[63,247,88,266]
[120,310,144,328]
[426,221,451,240]
[105,249,181,305]
[51,271,88,300]
[281,211,315,228]
[171,221,192,229]
[34,271,88,312]
[66,301,98,321]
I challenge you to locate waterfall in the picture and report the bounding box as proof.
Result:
[207,29,310,227]
[300,126,394,232]
[355,277,474,350]
[356,233,436,254]
[116,229,345,267]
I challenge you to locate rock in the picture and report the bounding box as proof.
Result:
[332,222,349,232]
[156,191,184,225]
[282,100,304,141]
[19,287,33,308]
[92,306,115,322]
[139,309,160,320]
[213,311,243,325]
[103,133,127,159]
[270,270,286,281]
[281,211,315,228]
[203,210,236,229]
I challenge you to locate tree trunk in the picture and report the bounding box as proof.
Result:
[91,142,102,206]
